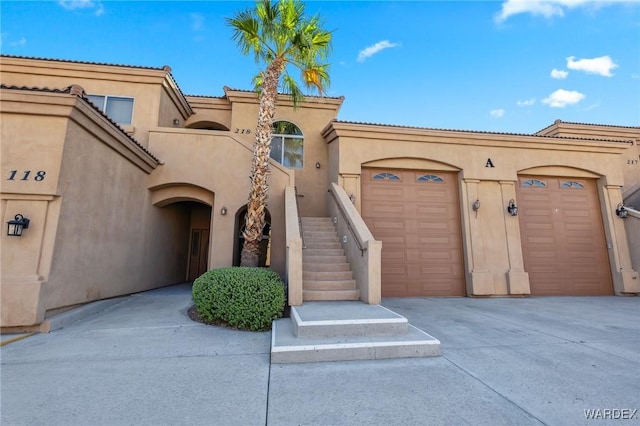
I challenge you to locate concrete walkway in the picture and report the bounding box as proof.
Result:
[1,284,639,426]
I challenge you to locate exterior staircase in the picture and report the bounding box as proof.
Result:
[272,217,441,363]
[301,217,360,301]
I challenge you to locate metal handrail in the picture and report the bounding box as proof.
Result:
[328,188,366,256]
[294,186,306,249]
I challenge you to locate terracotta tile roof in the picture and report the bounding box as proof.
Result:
[0,54,166,71]
[332,119,634,144]
[1,84,161,163]
[1,54,192,115]
[537,119,640,134]
[223,86,345,101]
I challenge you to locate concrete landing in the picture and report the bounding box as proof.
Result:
[271,301,440,363]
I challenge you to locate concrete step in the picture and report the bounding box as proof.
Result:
[304,280,357,291]
[304,237,340,244]
[303,270,353,280]
[301,217,333,223]
[271,302,440,364]
[303,262,351,272]
[303,255,347,264]
[303,242,342,249]
[303,289,360,301]
[289,302,409,338]
[303,248,345,257]
[303,231,338,239]
[302,223,336,230]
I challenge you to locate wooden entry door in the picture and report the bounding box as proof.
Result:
[517,176,613,295]
[188,229,210,281]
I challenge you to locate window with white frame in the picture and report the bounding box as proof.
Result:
[86,95,134,125]
[270,121,304,168]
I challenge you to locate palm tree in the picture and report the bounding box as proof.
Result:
[228,0,332,267]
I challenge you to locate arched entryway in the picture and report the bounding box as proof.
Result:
[150,184,214,281]
[233,206,272,267]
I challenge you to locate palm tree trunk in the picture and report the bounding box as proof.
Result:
[240,57,285,267]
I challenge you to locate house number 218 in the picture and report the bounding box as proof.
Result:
[7,170,47,181]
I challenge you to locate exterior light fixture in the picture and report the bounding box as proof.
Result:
[220,207,228,216]
[315,161,321,169]
[7,214,30,236]
[507,199,518,216]
[615,203,628,219]
[172,118,180,126]
[472,199,481,211]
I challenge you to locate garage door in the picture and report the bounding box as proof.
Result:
[517,176,613,295]
[361,168,465,297]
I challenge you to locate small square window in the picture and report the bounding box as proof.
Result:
[87,94,134,125]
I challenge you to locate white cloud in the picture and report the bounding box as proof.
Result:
[190,13,205,31]
[490,109,505,118]
[357,40,400,63]
[11,37,27,47]
[58,0,104,16]
[542,89,585,107]
[517,98,536,106]
[566,55,618,77]
[550,68,568,79]
[495,0,637,22]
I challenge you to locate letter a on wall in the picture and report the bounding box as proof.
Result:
[485,158,495,168]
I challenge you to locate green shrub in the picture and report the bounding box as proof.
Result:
[192,267,285,331]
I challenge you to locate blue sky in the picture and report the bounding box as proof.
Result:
[1,0,639,133]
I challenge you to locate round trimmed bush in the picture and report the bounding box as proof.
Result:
[192,267,285,331]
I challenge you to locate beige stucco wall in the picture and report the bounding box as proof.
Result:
[537,121,640,206]
[147,128,294,277]
[224,90,343,217]
[0,56,190,148]
[1,88,193,327]
[324,122,638,296]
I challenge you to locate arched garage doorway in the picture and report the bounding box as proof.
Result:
[516,175,613,295]
[361,167,465,297]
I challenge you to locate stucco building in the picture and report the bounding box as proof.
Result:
[1,55,638,329]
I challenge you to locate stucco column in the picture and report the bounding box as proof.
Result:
[500,181,530,295]
[602,184,639,294]
[1,196,59,327]
[338,173,361,212]
[461,179,493,295]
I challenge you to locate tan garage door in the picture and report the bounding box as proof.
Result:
[361,168,465,297]
[517,176,613,295]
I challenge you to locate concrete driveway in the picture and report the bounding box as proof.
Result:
[1,284,638,426]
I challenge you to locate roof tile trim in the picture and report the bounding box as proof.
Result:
[1,84,161,163]
[332,119,634,144]
[0,54,166,71]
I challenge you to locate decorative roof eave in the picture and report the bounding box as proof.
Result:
[322,120,633,154]
[1,84,161,169]
[222,86,344,111]
[1,55,193,118]
[536,119,640,140]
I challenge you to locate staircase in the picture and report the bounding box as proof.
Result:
[301,217,360,301]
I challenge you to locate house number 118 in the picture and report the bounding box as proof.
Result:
[7,170,47,181]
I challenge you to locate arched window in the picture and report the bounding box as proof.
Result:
[270,121,304,168]
[560,181,584,189]
[521,179,546,187]
[373,172,401,181]
[417,174,444,183]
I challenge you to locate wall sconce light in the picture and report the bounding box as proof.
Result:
[220,207,228,216]
[7,214,30,236]
[172,118,180,126]
[615,203,628,219]
[507,199,518,216]
[472,199,481,211]
[315,161,321,169]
